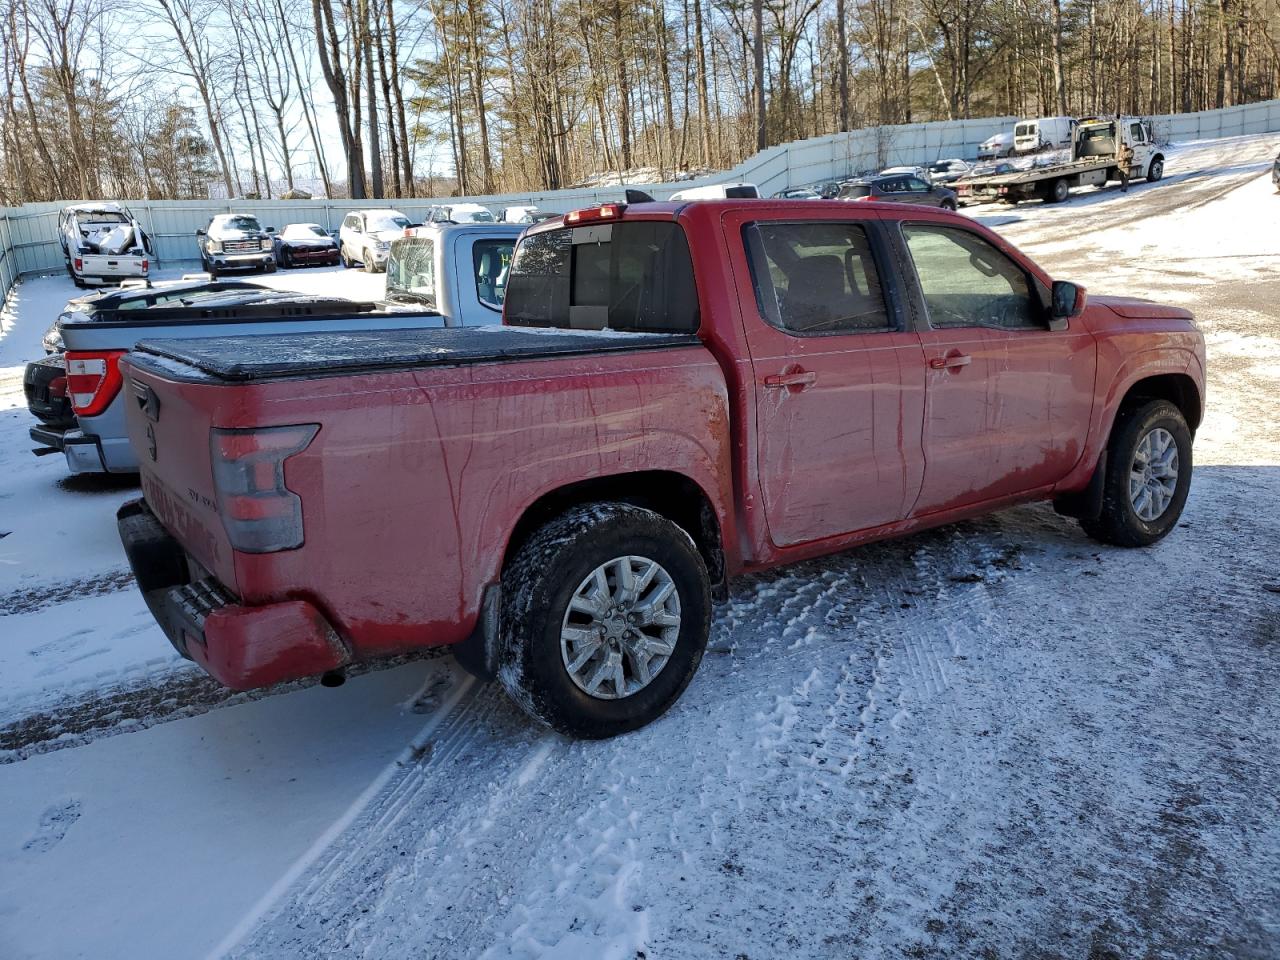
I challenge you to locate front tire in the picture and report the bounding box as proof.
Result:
[340,244,353,269]
[497,503,712,739]
[1147,157,1164,182]
[1080,399,1192,547]
[363,249,378,273]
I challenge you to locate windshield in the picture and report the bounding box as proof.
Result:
[452,207,496,223]
[219,216,262,232]
[80,211,129,225]
[386,238,436,306]
[283,224,329,240]
[367,214,411,232]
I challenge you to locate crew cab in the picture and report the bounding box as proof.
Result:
[116,199,1204,739]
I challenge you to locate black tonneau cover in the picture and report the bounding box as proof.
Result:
[131,327,701,382]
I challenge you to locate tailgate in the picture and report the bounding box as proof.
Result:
[121,357,239,591]
[80,253,146,276]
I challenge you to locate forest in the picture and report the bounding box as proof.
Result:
[1,0,1278,204]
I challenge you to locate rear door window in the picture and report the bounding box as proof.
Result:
[472,238,515,308]
[744,221,892,334]
[504,221,698,332]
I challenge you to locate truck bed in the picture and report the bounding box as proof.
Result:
[131,327,701,382]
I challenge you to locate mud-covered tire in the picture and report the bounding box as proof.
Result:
[1080,399,1192,548]
[497,503,711,739]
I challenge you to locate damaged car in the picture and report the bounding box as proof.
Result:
[58,203,153,287]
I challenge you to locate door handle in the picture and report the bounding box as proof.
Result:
[929,353,972,370]
[763,370,817,390]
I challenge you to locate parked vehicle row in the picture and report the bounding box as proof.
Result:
[105,195,1202,741]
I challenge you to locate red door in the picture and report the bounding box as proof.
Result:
[899,222,1096,515]
[726,212,928,547]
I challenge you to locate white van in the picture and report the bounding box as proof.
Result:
[667,182,759,201]
[1013,117,1077,153]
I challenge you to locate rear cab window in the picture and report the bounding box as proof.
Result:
[505,220,698,332]
[387,238,436,306]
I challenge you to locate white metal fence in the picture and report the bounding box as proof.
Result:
[2,99,1279,296]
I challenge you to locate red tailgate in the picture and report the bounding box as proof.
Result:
[121,358,240,592]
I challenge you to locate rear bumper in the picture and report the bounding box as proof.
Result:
[52,428,137,474]
[117,499,349,690]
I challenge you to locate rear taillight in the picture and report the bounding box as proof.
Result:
[66,350,126,416]
[73,257,83,272]
[210,424,319,553]
[141,259,149,272]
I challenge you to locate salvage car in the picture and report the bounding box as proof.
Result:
[58,203,152,287]
[273,223,341,268]
[927,159,973,185]
[839,174,959,210]
[339,209,412,272]
[117,197,1203,740]
[196,214,277,278]
[978,131,1015,159]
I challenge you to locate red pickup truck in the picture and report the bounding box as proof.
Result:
[117,200,1204,738]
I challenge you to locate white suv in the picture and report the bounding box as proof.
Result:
[339,209,412,273]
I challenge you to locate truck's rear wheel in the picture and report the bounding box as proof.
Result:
[1080,399,1192,547]
[497,502,711,739]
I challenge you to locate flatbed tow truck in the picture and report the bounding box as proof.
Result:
[955,116,1165,204]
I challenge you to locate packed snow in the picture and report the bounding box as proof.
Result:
[1,132,1279,959]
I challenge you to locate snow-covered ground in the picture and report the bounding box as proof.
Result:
[2,133,1279,959]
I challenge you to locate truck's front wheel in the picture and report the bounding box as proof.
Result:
[498,503,711,739]
[1147,157,1164,182]
[1080,399,1192,547]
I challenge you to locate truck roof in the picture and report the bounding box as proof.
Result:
[527,198,943,235]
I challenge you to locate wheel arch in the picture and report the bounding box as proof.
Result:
[502,470,728,600]
[1117,372,1201,433]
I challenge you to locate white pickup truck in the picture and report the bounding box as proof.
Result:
[58,203,153,287]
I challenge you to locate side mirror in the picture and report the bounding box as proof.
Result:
[1051,280,1087,328]
[266,226,277,234]
[195,228,206,236]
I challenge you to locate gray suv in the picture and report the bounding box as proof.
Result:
[838,174,959,210]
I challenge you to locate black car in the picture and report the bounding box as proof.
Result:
[837,174,959,210]
[273,223,341,268]
[24,354,74,430]
[39,279,268,353]
[196,213,277,279]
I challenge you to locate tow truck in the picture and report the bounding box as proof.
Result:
[955,117,1165,204]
